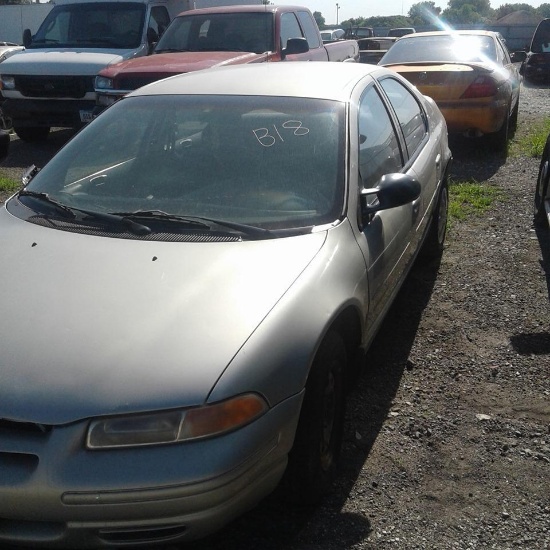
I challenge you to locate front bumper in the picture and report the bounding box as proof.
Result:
[0,392,303,548]
[2,98,96,128]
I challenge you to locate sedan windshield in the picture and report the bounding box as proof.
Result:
[23,94,345,233]
[381,34,497,64]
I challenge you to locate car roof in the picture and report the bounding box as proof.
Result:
[178,4,304,15]
[129,62,386,102]
[397,30,498,39]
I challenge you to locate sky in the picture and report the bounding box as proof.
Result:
[277,0,546,25]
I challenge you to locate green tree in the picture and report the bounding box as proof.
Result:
[0,0,32,4]
[364,15,412,27]
[408,1,442,25]
[442,4,486,23]
[447,0,491,15]
[493,3,537,19]
[537,3,550,17]
[313,11,326,29]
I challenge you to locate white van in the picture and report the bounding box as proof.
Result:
[0,0,188,141]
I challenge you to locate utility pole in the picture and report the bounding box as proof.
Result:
[336,3,340,25]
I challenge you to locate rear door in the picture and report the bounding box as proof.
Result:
[354,76,437,324]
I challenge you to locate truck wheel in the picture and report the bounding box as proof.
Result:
[283,331,347,504]
[14,126,50,142]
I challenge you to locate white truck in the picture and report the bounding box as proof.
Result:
[0,0,258,142]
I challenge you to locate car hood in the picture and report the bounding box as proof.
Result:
[101,51,265,78]
[0,49,135,75]
[0,210,326,425]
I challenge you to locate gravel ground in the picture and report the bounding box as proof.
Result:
[0,81,548,550]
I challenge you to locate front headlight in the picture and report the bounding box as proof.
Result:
[0,75,15,90]
[87,393,269,449]
[95,75,114,90]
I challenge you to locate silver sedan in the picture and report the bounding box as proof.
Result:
[0,62,452,548]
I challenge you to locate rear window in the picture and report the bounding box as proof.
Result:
[381,34,497,64]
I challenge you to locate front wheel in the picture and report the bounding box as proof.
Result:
[14,126,50,142]
[534,135,550,228]
[284,331,347,504]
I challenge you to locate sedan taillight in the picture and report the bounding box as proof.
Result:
[460,76,498,99]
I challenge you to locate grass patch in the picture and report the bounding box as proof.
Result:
[510,117,550,158]
[449,179,501,222]
[0,175,20,193]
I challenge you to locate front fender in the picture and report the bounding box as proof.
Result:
[208,220,368,407]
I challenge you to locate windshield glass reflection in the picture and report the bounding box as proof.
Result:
[25,95,346,231]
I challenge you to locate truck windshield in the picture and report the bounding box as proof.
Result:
[155,12,273,54]
[29,2,146,49]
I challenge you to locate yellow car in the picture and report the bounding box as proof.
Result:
[379,30,521,150]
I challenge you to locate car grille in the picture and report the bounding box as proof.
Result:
[15,75,94,98]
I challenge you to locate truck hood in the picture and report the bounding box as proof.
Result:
[0,49,136,75]
[0,210,326,425]
[101,50,265,78]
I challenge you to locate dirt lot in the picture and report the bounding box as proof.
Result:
[1,82,549,550]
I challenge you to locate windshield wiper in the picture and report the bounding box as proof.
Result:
[18,190,79,218]
[18,190,151,235]
[111,210,275,239]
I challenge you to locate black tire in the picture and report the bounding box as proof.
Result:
[284,331,347,504]
[509,101,519,136]
[490,111,509,153]
[14,126,50,142]
[534,135,550,228]
[420,180,448,261]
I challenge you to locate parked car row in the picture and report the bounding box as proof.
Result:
[0,2,358,142]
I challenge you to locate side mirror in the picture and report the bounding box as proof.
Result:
[0,130,10,163]
[360,173,421,226]
[22,29,32,48]
[282,37,309,59]
[511,50,527,63]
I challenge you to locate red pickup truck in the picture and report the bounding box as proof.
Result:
[94,5,359,110]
